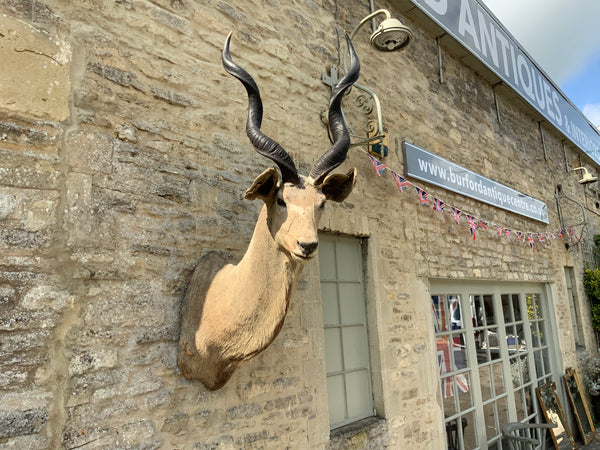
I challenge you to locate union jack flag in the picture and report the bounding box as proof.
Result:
[367,154,387,176]
[437,337,469,398]
[537,233,545,243]
[477,220,488,230]
[558,228,563,238]
[516,231,523,242]
[567,226,575,236]
[433,197,446,212]
[527,233,535,252]
[466,215,476,240]
[452,207,462,224]
[504,228,511,239]
[392,171,411,192]
[493,224,503,236]
[416,187,431,206]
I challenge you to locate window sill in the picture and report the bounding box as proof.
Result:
[328,416,387,446]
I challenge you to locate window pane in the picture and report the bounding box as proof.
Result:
[480,365,492,401]
[327,374,346,426]
[527,294,542,319]
[339,283,364,324]
[442,376,458,416]
[342,326,369,370]
[497,396,509,438]
[345,370,372,419]
[336,240,360,281]
[321,282,339,326]
[502,294,512,323]
[484,295,496,325]
[457,372,473,412]
[449,295,464,330]
[432,295,449,332]
[462,411,477,449]
[324,328,343,374]
[512,294,522,322]
[492,362,505,396]
[319,237,336,280]
[451,333,468,370]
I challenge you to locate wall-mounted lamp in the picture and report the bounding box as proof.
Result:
[322,8,412,158]
[554,167,597,250]
[572,167,598,185]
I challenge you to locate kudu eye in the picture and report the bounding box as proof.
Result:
[277,197,286,208]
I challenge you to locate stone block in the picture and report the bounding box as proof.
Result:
[0,193,16,220]
[0,407,48,438]
[66,132,114,174]
[0,14,71,120]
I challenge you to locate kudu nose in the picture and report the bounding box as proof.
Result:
[297,240,318,256]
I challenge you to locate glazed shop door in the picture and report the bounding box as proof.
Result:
[430,281,558,450]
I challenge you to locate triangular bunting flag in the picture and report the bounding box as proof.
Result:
[368,154,387,176]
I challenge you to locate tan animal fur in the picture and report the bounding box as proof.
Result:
[178,32,360,390]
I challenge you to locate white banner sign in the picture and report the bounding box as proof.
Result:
[410,0,600,165]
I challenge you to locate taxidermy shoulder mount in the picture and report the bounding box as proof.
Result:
[178,32,360,390]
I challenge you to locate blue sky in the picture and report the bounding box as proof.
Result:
[481,0,600,127]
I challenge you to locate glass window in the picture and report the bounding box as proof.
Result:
[320,234,373,429]
[431,282,557,449]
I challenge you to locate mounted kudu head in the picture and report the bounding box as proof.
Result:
[222,31,361,258]
[177,32,360,390]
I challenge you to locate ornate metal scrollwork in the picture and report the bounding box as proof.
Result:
[355,94,374,116]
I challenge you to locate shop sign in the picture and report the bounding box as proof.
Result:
[409,0,600,166]
[403,141,549,223]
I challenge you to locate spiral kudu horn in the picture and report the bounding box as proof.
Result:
[309,33,360,185]
[222,32,301,185]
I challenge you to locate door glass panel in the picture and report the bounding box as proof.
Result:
[484,401,499,442]
[433,283,554,449]
[497,396,509,438]
[462,411,477,449]
[483,295,496,325]
[442,375,458,417]
[451,332,468,370]
[492,362,505,396]
[512,294,522,322]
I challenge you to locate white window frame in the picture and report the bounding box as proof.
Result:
[319,234,375,430]
[430,280,563,450]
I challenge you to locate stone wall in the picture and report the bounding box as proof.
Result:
[0,0,598,448]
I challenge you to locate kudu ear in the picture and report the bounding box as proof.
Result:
[321,168,357,202]
[245,168,279,201]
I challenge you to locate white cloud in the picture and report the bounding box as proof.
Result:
[481,0,600,83]
[583,104,600,127]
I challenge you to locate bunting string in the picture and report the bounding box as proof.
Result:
[365,153,579,253]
